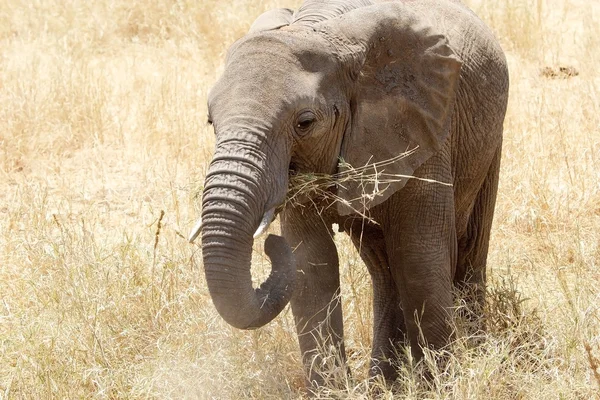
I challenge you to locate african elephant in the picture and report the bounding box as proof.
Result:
[189,0,509,386]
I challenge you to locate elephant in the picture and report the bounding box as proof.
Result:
[189,0,509,387]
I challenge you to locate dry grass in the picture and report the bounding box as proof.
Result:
[285,150,455,222]
[0,0,599,398]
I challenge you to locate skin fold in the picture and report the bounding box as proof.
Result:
[196,0,509,387]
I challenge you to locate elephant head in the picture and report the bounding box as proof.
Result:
[191,1,461,330]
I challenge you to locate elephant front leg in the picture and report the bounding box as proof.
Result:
[292,261,346,389]
[348,221,407,383]
[386,224,456,364]
[384,173,458,362]
[281,210,346,389]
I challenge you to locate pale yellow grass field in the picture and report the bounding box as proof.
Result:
[0,0,599,398]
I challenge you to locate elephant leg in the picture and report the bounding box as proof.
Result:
[455,147,502,332]
[347,220,406,382]
[281,209,345,388]
[383,176,457,361]
[386,232,456,360]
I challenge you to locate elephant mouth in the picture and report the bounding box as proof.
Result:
[286,161,340,210]
[187,163,308,244]
[250,165,301,238]
[288,162,299,177]
[246,164,304,239]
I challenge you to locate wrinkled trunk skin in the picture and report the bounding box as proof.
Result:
[201,137,295,330]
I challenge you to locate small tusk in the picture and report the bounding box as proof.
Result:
[188,217,203,243]
[253,207,276,238]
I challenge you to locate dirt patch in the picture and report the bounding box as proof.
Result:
[540,65,580,79]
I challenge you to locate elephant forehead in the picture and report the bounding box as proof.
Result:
[226,30,330,66]
[208,34,330,119]
[213,32,331,89]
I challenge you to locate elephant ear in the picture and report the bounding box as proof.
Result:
[317,3,462,215]
[249,8,294,33]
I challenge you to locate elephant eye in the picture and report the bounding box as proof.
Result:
[295,111,316,135]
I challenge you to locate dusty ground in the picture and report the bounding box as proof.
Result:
[1,0,599,398]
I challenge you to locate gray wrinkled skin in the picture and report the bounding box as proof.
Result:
[199,0,508,387]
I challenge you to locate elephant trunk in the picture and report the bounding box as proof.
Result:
[200,138,295,330]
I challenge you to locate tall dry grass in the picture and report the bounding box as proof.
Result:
[0,0,598,398]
